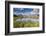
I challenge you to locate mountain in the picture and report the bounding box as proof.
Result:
[13,8,39,17]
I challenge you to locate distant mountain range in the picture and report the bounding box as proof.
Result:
[13,8,39,16]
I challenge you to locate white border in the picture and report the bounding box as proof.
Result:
[10,4,43,32]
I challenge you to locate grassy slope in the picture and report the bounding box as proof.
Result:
[13,16,39,28]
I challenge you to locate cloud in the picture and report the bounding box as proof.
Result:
[13,8,39,16]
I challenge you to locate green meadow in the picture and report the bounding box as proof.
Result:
[13,16,39,28]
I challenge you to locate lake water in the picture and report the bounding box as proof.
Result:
[16,18,39,22]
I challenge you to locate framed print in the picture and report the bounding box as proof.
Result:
[5,1,45,35]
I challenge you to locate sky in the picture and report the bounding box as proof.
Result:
[13,8,33,13]
[13,8,33,15]
[13,8,39,15]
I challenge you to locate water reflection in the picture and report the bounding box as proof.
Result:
[16,18,39,22]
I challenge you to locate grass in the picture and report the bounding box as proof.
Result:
[13,16,39,28]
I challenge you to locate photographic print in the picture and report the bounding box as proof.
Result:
[5,1,45,35]
[13,8,39,28]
